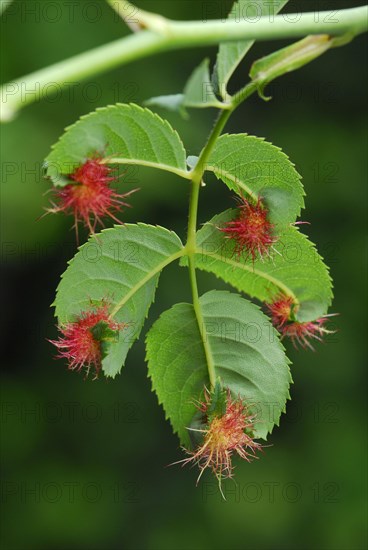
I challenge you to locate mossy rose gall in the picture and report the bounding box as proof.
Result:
[51,302,126,378]
[177,387,262,490]
[219,197,276,261]
[47,157,138,237]
[267,294,336,350]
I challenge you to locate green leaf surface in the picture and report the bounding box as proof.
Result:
[145,59,226,114]
[206,134,305,226]
[186,155,199,170]
[186,209,333,322]
[45,103,189,186]
[214,1,289,97]
[146,290,291,445]
[182,58,225,109]
[250,35,334,100]
[54,224,184,377]
[145,94,187,116]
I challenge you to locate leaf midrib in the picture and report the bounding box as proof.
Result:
[197,249,298,303]
[104,157,191,179]
[205,163,258,199]
[109,249,185,318]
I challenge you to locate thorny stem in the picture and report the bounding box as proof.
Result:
[1,5,367,120]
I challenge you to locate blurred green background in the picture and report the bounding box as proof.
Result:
[1,1,367,549]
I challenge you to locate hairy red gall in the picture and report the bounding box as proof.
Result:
[267,294,336,350]
[219,197,276,261]
[47,157,138,238]
[267,294,296,327]
[50,302,126,378]
[176,387,262,492]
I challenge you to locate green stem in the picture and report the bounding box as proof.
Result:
[191,111,233,186]
[0,32,167,121]
[2,5,367,120]
[106,0,146,32]
[106,0,169,33]
[185,109,233,389]
[169,7,367,44]
[231,81,259,108]
[185,68,303,387]
[185,73,273,388]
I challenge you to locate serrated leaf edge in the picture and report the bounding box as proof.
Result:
[207,133,305,221]
[45,103,190,183]
[195,212,333,313]
[52,222,184,315]
[145,291,293,442]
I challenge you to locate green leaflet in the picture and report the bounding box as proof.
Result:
[146,58,226,115]
[145,94,187,117]
[45,103,189,186]
[54,224,184,377]
[182,58,225,109]
[146,290,291,445]
[213,0,289,97]
[250,35,335,100]
[185,209,333,322]
[205,134,305,226]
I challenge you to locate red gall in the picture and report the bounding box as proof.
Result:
[176,387,262,492]
[267,294,336,350]
[219,197,276,262]
[50,302,126,378]
[47,157,138,238]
